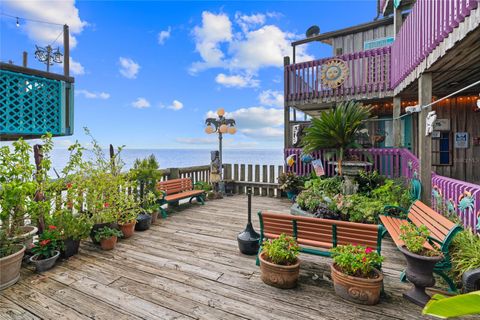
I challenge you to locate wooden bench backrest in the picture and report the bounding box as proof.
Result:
[260,211,383,251]
[157,178,193,195]
[408,200,460,250]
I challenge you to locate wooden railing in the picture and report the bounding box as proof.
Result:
[390,0,478,88]
[285,47,391,103]
[223,163,284,197]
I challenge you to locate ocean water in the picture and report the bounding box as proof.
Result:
[48,148,284,173]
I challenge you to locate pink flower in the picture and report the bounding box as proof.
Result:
[365,247,374,254]
[104,202,110,208]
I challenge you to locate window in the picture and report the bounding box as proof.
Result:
[432,132,452,166]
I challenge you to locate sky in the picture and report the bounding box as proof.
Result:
[0,0,378,150]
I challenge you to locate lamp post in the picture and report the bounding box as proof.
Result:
[205,108,236,180]
[34,45,63,72]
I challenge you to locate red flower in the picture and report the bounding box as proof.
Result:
[365,247,374,254]
[362,257,367,262]
[48,225,57,230]
[104,202,110,208]
[67,202,73,209]
[66,183,72,189]
[40,239,50,246]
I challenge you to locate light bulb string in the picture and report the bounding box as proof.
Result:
[1,12,64,26]
[365,79,480,122]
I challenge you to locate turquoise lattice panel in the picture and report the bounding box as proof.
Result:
[0,70,62,135]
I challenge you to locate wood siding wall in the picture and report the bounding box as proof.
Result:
[332,24,394,55]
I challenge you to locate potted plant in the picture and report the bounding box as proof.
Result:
[278,172,303,200]
[301,101,372,194]
[398,223,443,306]
[0,139,39,247]
[259,233,300,289]
[0,230,26,290]
[94,227,123,250]
[143,191,160,224]
[330,244,384,305]
[30,225,63,273]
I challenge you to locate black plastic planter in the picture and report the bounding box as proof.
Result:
[61,238,80,259]
[135,213,152,231]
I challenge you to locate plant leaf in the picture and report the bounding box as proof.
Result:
[422,291,480,318]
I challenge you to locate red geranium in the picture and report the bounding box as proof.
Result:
[104,202,110,208]
[48,225,57,230]
[66,183,72,189]
[40,239,51,246]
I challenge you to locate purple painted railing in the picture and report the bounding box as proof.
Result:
[391,0,478,88]
[285,47,391,103]
[285,147,479,232]
[432,174,480,232]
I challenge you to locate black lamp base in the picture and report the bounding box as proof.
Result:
[237,222,260,255]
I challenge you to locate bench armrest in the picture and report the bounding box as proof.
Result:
[383,205,408,218]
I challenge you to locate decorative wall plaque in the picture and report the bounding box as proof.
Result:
[321,59,349,89]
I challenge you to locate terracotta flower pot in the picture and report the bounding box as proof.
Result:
[331,263,384,305]
[100,236,118,250]
[90,222,118,244]
[259,252,300,289]
[0,244,26,290]
[150,211,159,224]
[119,221,135,239]
[30,250,60,273]
[398,246,443,306]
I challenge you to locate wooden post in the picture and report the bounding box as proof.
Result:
[22,51,27,67]
[169,168,179,180]
[284,56,291,149]
[393,7,403,36]
[63,24,70,77]
[393,97,402,147]
[418,73,432,205]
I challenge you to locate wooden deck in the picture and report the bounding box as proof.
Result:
[1,196,430,320]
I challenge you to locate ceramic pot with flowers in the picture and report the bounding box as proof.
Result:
[30,225,63,273]
[94,227,123,250]
[330,244,384,305]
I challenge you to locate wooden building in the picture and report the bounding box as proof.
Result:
[284,0,480,186]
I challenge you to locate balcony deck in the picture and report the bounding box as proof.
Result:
[1,196,429,320]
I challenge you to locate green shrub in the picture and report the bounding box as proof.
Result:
[194,181,213,192]
[304,176,343,196]
[450,229,480,283]
[94,227,123,242]
[399,223,438,256]
[341,194,384,223]
[262,233,300,265]
[355,170,386,195]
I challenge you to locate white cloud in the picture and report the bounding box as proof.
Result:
[215,73,259,88]
[119,57,140,79]
[235,13,266,33]
[76,89,110,100]
[258,90,283,108]
[190,11,313,74]
[176,137,217,145]
[206,106,283,141]
[70,57,85,75]
[190,11,232,73]
[131,97,150,109]
[168,100,183,111]
[158,27,171,45]
[3,0,87,48]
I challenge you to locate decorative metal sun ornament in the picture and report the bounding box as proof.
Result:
[321,58,349,89]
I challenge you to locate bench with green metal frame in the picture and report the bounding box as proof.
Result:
[379,200,463,292]
[156,178,205,218]
[255,211,385,266]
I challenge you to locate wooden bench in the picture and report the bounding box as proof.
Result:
[256,211,385,266]
[156,178,205,218]
[379,200,462,291]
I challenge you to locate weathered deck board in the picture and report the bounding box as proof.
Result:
[0,195,431,319]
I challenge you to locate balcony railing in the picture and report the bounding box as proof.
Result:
[285,147,479,232]
[285,47,392,103]
[391,0,478,88]
[0,63,74,138]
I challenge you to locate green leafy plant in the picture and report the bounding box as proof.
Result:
[278,172,303,193]
[46,209,92,241]
[262,233,300,265]
[94,227,123,242]
[143,191,160,216]
[423,291,480,318]
[131,154,161,196]
[400,223,438,256]
[355,170,386,195]
[31,225,63,259]
[342,194,384,223]
[371,179,412,209]
[194,181,213,192]
[301,101,372,175]
[0,230,21,258]
[331,244,384,278]
[449,229,480,284]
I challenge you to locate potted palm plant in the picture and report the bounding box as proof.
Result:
[94,227,123,250]
[30,225,63,273]
[331,244,384,305]
[259,233,300,289]
[301,101,372,194]
[398,223,444,306]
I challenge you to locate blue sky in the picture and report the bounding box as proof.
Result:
[1,0,377,149]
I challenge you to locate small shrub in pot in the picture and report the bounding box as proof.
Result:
[94,227,123,251]
[30,225,63,273]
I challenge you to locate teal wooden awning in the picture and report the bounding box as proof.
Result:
[0,64,74,140]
